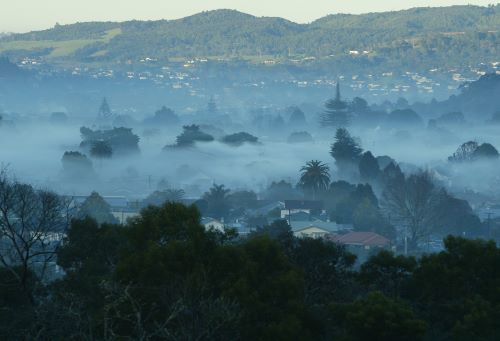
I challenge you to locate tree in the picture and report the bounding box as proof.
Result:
[173,124,214,147]
[411,236,500,338]
[97,97,113,123]
[55,217,126,335]
[263,180,301,201]
[386,109,423,128]
[382,172,444,251]
[287,131,313,143]
[203,184,231,219]
[330,292,427,341]
[298,160,331,199]
[350,97,369,114]
[0,171,71,304]
[359,250,417,299]
[146,106,180,125]
[330,128,362,176]
[80,126,140,155]
[221,132,258,146]
[207,96,217,114]
[250,219,294,250]
[143,189,185,207]
[448,141,499,162]
[50,112,68,124]
[77,192,118,225]
[288,106,306,126]
[359,151,380,182]
[227,190,258,209]
[90,140,113,160]
[448,141,479,162]
[290,238,356,305]
[474,143,499,160]
[61,151,94,179]
[353,199,396,240]
[321,82,351,127]
[434,193,482,237]
[332,184,378,225]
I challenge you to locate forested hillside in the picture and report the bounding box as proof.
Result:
[0,5,499,70]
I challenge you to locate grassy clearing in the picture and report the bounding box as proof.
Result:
[0,28,122,58]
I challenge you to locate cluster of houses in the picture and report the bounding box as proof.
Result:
[77,195,392,259]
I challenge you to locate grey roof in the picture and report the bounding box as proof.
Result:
[290,220,350,233]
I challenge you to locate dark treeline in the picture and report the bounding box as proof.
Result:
[1,195,499,340]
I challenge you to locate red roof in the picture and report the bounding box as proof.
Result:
[329,232,390,247]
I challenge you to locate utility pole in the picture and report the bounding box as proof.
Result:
[404,224,408,256]
[487,212,492,239]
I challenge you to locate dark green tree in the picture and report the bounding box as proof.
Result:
[90,140,113,160]
[143,189,186,207]
[77,192,118,225]
[61,151,94,178]
[203,184,231,219]
[359,250,417,299]
[330,128,362,176]
[299,160,331,199]
[359,151,380,182]
[321,83,351,127]
[330,292,427,341]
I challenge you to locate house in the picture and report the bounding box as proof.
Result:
[249,200,284,217]
[201,217,225,232]
[281,200,325,219]
[293,226,331,239]
[291,220,351,239]
[329,232,391,250]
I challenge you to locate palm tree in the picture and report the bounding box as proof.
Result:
[299,160,331,200]
[203,184,231,220]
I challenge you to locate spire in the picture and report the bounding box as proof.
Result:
[335,81,341,101]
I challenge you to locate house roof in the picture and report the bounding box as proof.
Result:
[291,220,345,233]
[284,200,323,210]
[293,226,331,234]
[249,201,284,216]
[329,232,390,247]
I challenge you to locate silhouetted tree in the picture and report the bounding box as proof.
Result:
[359,151,380,182]
[90,140,113,159]
[321,82,351,127]
[299,160,331,199]
[203,184,231,219]
[61,151,94,178]
[143,189,186,207]
[77,192,118,225]
[382,172,444,251]
[330,128,362,176]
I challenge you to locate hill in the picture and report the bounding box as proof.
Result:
[0,6,499,70]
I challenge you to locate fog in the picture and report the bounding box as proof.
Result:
[2,80,500,206]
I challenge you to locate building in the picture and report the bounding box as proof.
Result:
[293,226,331,239]
[291,220,352,239]
[281,200,325,220]
[329,232,391,250]
[201,217,225,232]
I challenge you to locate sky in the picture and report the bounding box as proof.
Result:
[0,0,497,32]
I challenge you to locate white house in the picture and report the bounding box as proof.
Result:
[201,217,225,232]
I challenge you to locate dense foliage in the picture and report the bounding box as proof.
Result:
[2,6,500,72]
[1,201,499,340]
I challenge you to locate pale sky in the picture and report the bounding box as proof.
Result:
[1,0,497,33]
